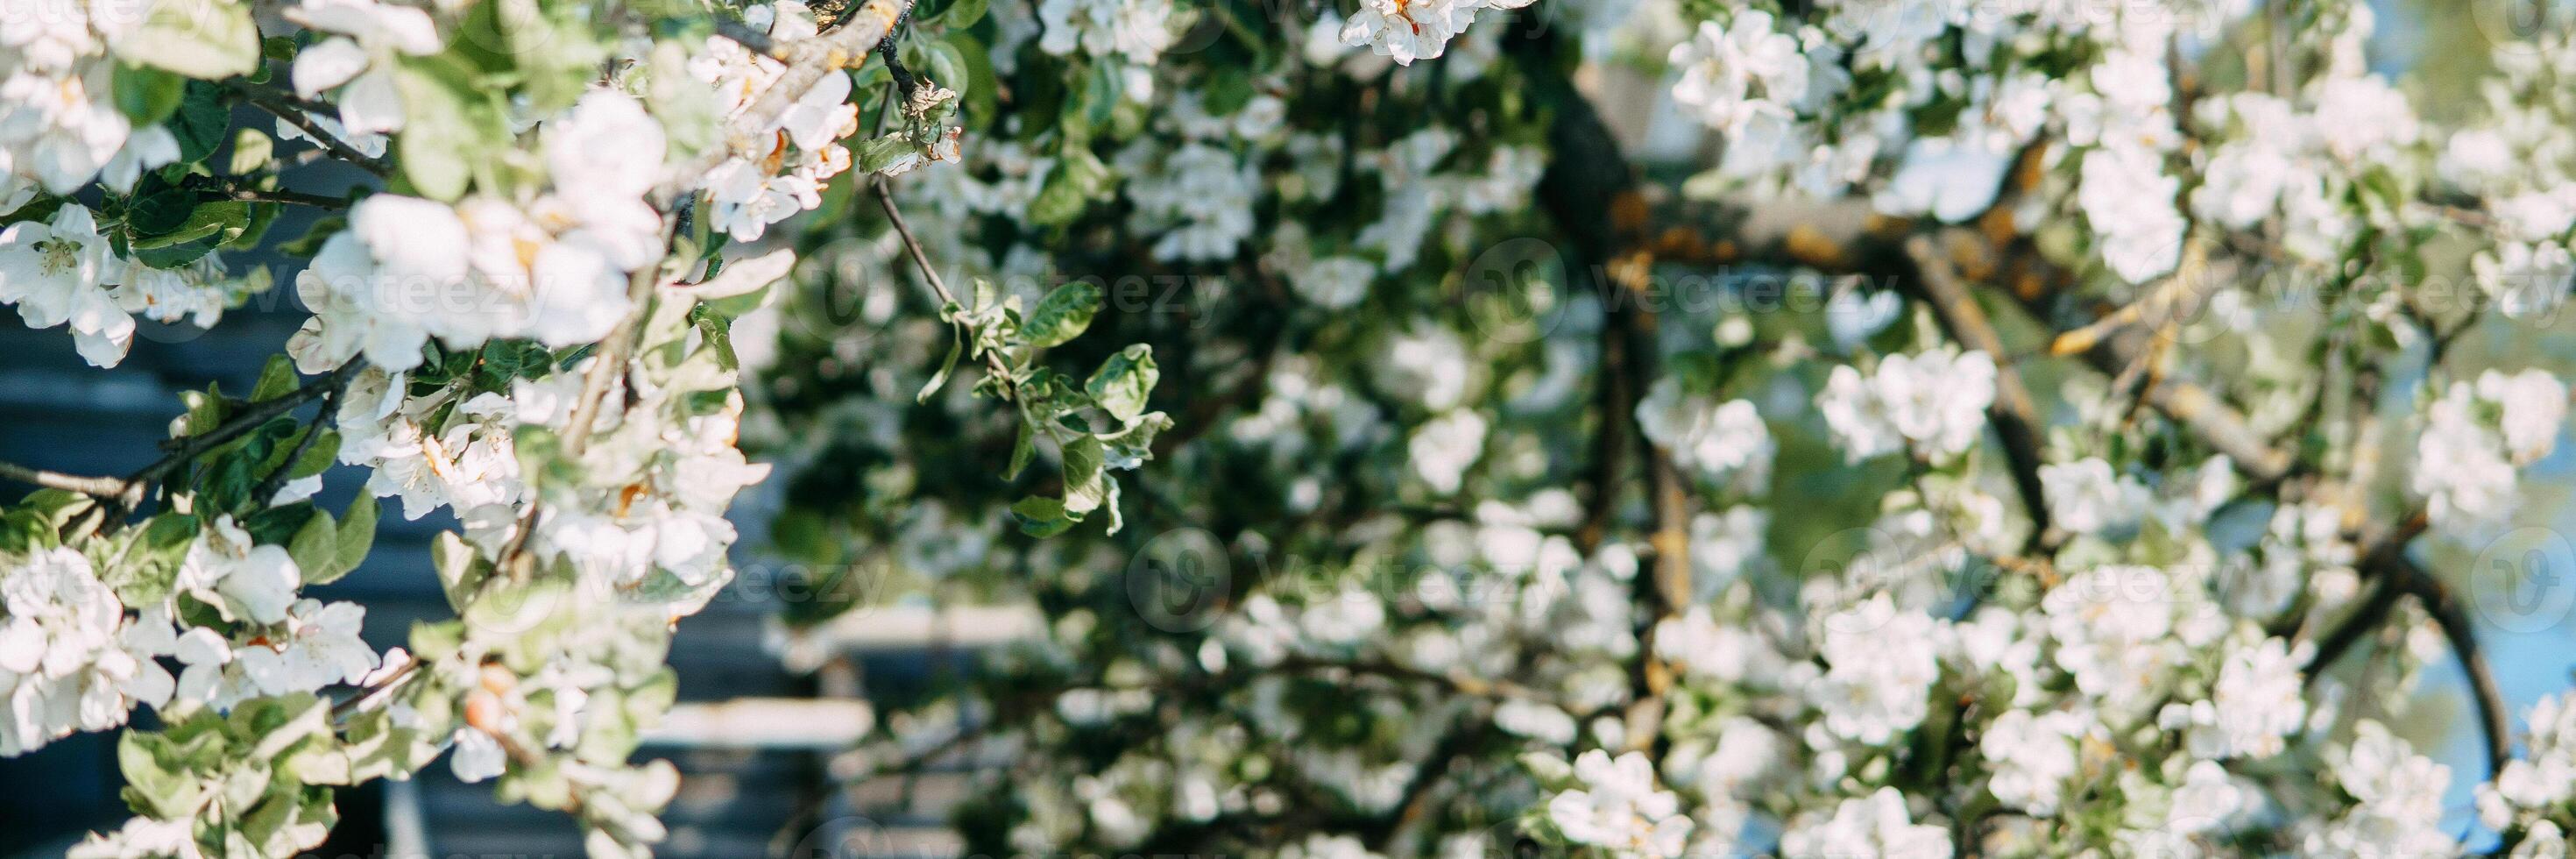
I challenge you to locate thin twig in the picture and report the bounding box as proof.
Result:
[0,461,130,497]
[874,180,1015,392]
[870,181,958,307]
[1576,271,1632,555]
[250,372,351,504]
[113,361,364,519]
[488,215,678,569]
[226,82,394,177]
[713,18,786,57]
[223,187,350,209]
[1907,233,2057,554]
[332,659,418,719]
[224,80,341,117]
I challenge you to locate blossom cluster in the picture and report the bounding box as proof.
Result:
[785,0,2576,855]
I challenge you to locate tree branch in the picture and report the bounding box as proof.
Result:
[221,187,350,209]
[1517,24,1694,756]
[250,371,351,504]
[225,82,394,178]
[0,461,130,497]
[2407,553,2514,777]
[115,361,363,513]
[873,180,1016,395]
[1905,233,2057,553]
[656,0,910,202]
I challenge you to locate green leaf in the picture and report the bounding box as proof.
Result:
[431,531,479,612]
[131,201,251,251]
[937,0,988,28]
[118,730,208,820]
[280,428,336,481]
[1023,280,1102,348]
[1024,145,1110,227]
[288,508,337,584]
[117,0,261,80]
[115,513,200,604]
[393,66,495,202]
[250,354,299,401]
[690,304,739,372]
[947,32,998,122]
[240,501,316,546]
[1086,344,1157,423]
[1008,496,1074,537]
[1099,476,1125,535]
[1074,61,1121,138]
[923,39,968,98]
[0,195,64,225]
[179,384,227,437]
[318,493,377,585]
[227,127,275,174]
[242,693,329,759]
[122,174,197,236]
[1059,435,1108,515]
[114,64,186,125]
[1097,410,1170,453]
[917,324,964,402]
[1025,168,1088,227]
[851,135,920,175]
[1002,420,1036,480]
[278,216,345,258]
[167,82,230,162]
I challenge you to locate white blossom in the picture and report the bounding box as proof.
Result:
[1636,378,1773,491]
[1779,787,1950,859]
[286,0,446,133]
[0,203,131,366]
[1811,594,1941,745]
[2041,457,2148,536]
[1979,708,2084,815]
[1546,749,1692,855]
[1817,346,1996,462]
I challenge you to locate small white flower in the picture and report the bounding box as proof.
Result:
[450,727,507,783]
[2414,379,2529,531]
[2077,145,2186,284]
[2477,369,2567,465]
[1780,787,1951,859]
[1546,749,1692,855]
[235,600,377,696]
[0,204,132,366]
[287,0,446,134]
[1037,0,1179,62]
[1408,409,1487,494]
[1378,325,1474,411]
[1291,256,1375,309]
[1812,595,1942,745]
[1980,708,2085,815]
[2041,457,2148,536]
[178,517,302,626]
[1636,378,1773,490]
[1819,347,1996,462]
